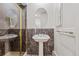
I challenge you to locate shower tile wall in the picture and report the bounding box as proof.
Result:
[27,29,54,56]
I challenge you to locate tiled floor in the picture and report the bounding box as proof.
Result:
[4,51,55,56]
[23,52,38,56]
[5,51,38,56]
[5,51,24,56]
[24,51,56,56]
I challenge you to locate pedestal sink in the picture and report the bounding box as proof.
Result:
[0,34,18,40]
[32,34,50,56]
[0,34,18,54]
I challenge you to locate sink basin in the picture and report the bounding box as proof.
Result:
[32,34,50,56]
[32,34,50,42]
[0,34,18,40]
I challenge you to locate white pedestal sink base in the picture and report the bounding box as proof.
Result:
[39,42,43,56]
[32,34,50,56]
[5,40,9,54]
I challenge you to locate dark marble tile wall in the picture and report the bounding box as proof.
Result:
[8,29,26,52]
[27,29,54,56]
[0,29,8,56]
[0,41,5,56]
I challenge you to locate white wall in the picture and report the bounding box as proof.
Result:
[54,3,79,56]
[27,3,60,29]
[0,4,9,29]
[62,4,77,28]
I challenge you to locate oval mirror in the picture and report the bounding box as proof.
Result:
[5,9,18,29]
[34,8,48,28]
